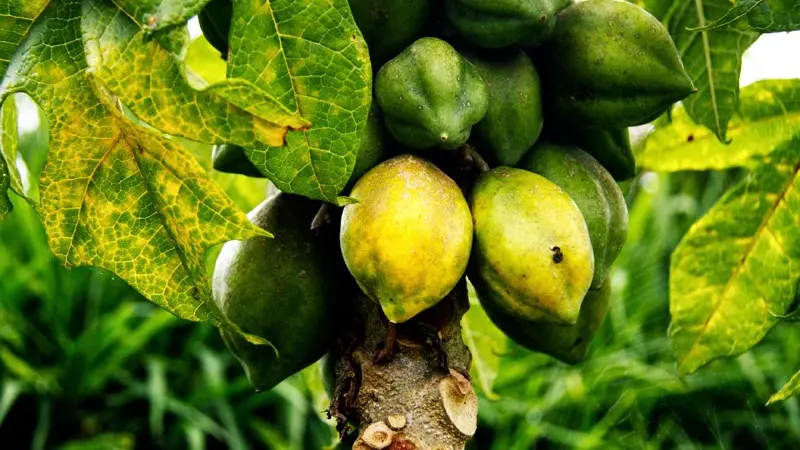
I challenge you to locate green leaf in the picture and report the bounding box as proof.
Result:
[666,0,759,141]
[0,0,50,79]
[0,0,270,344]
[231,0,372,201]
[83,0,308,150]
[113,0,210,32]
[462,280,507,400]
[691,0,800,33]
[768,367,800,405]
[0,95,34,218]
[0,145,10,220]
[669,139,800,376]
[91,0,372,202]
[640,79,800,171]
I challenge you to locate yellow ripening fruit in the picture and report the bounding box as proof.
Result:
[469,167,594,325]
[340,154,473,323]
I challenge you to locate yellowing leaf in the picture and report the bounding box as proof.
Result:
[0,0,269,344]
[670,139,800,375]
[667,0,758,141]
[83,0,308,150]
[640,79,800,171]
[0,0,50,79]
[98,0,372,202]
[768,368,800,405]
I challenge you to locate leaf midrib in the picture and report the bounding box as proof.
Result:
[677,160,800,374]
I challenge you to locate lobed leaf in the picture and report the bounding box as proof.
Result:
[113,0,211,32]
[230,0,371,202]
[692,0,800,33]
[94,0,372,202]
[640,79,800,171]
[666,0,759,142]
[0,0,270,344]
[82,0,308,151]
[669,138,800,376]
[0,0,50,79]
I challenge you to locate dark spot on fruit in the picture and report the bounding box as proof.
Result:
[687,134,695,142]
[572,337,584,348]
[540,15,548,23]
[551,246,563,264]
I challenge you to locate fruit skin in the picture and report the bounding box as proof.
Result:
[213,194,342,391]
[198,0,232,58]
[520,143,628,289]
[545,126,635,181]
[375,38,488,150]
[348,0,431,65]
[469,167,594,325]
[211,144,264,178]
[480,280,612,364]
[465,51,543,166]
[340,155,473,323]
[536,0,695,128]
[445,0,570,49]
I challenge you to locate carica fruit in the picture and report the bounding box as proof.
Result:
[445,0,570,49]
[466,51,543,166]
[213,194,342,391]
[469,167,594,325]
[520,143,628,288]
[545,126,636,181]
[212,144,264,178]
[340,154,473,323]
[537,0,695,128]
[348,0,431,65]
[481,280,612,364]
[375,38,488,150]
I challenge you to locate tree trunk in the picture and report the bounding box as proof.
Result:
[328,279,477,450]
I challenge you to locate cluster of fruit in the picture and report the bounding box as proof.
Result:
[206,0,694,391]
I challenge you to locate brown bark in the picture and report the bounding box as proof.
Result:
[328,280,477,450]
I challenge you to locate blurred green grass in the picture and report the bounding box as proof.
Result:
[3,96,800,449]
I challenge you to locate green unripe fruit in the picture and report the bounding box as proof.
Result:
[375,38,488,150]
[445,0,570,49]
[481,281,612,364]
[320,353,336,400]
[537,0,695,128]
[348,0,431,65]
[198,0,232,58]
[212,144,264,178]
[466,51,543,166]
[469,167,594,325]
[520,143,628,289]
[545,126,636,181]
[340,155,473,323]
[213,194,342,391]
